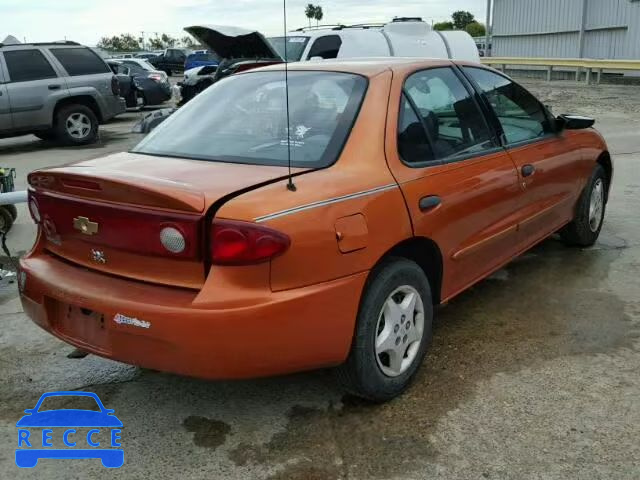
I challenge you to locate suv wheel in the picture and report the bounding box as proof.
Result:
[54,104,99,146]
[0,207,15,233]
[34,130,56,141]
[336,258,433,402]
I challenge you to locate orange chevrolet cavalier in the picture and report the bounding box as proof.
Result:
[20,59,612,401]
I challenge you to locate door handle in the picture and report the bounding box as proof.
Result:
[521,164,536,177]
[48,84,61,90]
[419,195,441,212]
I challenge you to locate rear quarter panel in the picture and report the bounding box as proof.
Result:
[216,70,414,291]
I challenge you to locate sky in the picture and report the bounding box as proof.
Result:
[1,0,487,46]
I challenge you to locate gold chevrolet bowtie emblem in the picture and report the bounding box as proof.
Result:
[73,216,99,235]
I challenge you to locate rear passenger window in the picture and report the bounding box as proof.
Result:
[398,67,494,165]
[398,94,435,164]
[50,48,110,76]
[307,35,342,59]
[4,49,57,82]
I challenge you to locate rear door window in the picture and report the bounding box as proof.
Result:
[399,67,495,165]
[307,35,342,59]
[4,49,58,82]
[464,67,551,145]
[50,47,110,76]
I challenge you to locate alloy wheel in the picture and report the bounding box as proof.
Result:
[589,178,604,232]
[374,285,425,377]
[65,113,92,140]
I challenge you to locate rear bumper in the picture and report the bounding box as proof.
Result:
[141,84,172,105]
[19,253,366,379]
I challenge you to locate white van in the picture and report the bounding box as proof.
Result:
[185,18,479,65]
[269,17,479,63]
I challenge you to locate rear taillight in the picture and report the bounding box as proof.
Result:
[110,75,119,95]
[210,219,290,266]
[148,73,163,83]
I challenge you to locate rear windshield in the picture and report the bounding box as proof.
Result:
[133,71,368,168]
[268,36,309,62]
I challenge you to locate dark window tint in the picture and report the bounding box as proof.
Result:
[4,49,57,82]
[464,67,550,144]
[166,49,186,62]
[398,94,434,164]
[50,47,110,76]
[307,35,342,59]
[400,67,494,164]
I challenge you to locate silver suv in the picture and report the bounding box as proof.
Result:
[0,41,126,145]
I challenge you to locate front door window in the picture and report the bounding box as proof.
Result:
[464,67,552,145]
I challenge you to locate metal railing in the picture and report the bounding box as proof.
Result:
[481,57,640,84]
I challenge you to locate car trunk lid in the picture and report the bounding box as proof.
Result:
[183,25,283,61]
[29,152,304,289]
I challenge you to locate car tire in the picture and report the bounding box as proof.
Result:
[560,164,608,247]
[336,257,433,402]
[53,104,99,146]
[0,206,15,233]
[34,130,56,141]
[3,204,17,221]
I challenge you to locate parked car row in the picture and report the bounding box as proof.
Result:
[176,19,480,104]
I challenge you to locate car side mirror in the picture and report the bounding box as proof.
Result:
[557,114,595,130]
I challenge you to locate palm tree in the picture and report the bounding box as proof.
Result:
[314,5,324,27]
[305,4,316,28]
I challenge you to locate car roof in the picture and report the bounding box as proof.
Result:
[253,57,458,77]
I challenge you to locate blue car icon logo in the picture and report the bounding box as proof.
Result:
[16,391,123,468]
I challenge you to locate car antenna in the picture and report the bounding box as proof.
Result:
[283,0,297,192]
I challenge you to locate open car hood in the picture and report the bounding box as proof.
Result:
[184,25,282,61]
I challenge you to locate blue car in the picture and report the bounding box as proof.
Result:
[184,51,218,71]
[16,391,123,468]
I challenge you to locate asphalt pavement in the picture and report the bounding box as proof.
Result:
[0,81,638,479]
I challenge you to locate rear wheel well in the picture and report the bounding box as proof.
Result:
[596,151,612,201]
[375,237,443,305]
[54,96,102,124]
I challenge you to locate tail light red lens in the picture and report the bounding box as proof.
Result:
[148,73,163,83]
[211,219,290,266]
